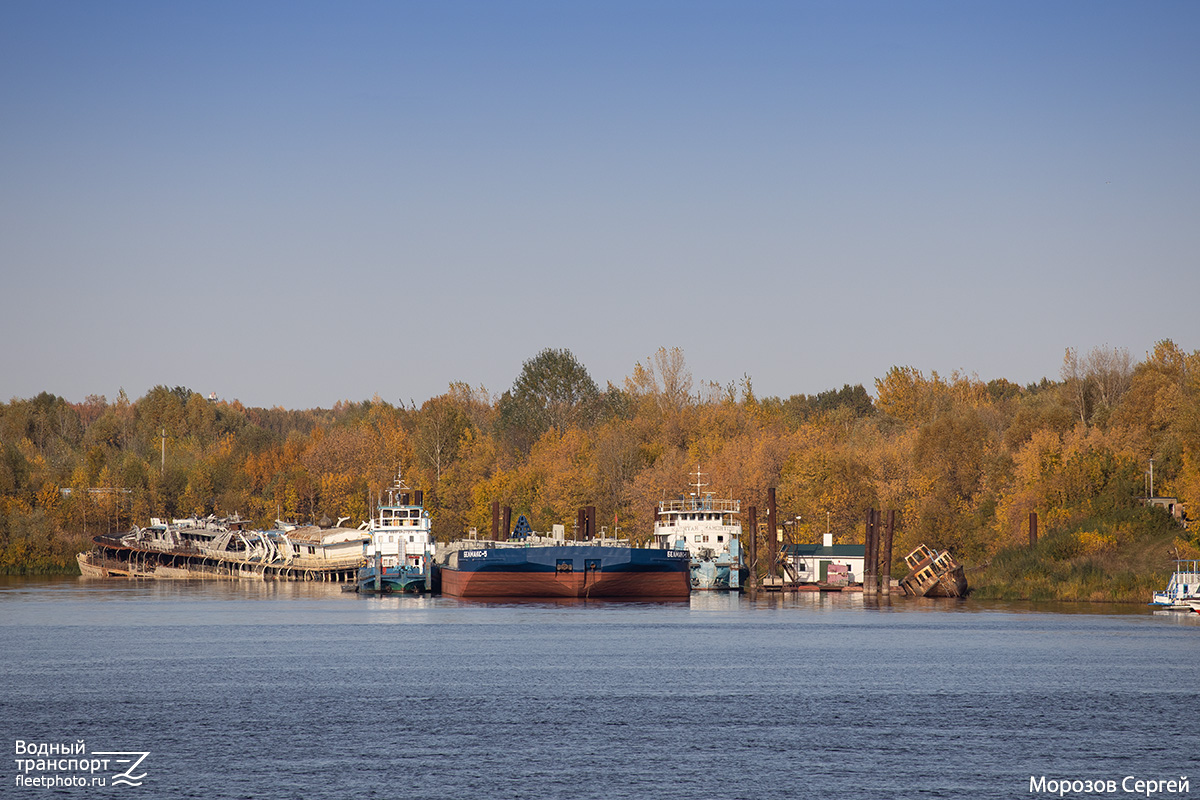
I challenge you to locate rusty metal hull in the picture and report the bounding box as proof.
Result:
[899,545,969,598]
[923,565,968,597]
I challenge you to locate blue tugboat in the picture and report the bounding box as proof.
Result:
[356,470,436,594]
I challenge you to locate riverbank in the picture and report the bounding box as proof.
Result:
[969,513,1191,603]
[9,509,1194,606]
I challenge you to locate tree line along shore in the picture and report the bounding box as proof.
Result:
[2,344,1197,602]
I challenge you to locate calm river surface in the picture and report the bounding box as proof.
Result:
[2,577,1197,799]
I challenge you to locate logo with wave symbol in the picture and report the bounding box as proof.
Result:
[92,751,149,787]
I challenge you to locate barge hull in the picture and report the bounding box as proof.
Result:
[440,568,690,599]
[439,544,691,599]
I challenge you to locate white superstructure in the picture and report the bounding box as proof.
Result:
[367,469,435,570]
[651,469,744,590]
[653,495,742,557]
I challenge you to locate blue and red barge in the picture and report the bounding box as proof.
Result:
[437,541,691,599]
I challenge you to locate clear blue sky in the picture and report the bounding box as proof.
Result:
[3,1,1197,409]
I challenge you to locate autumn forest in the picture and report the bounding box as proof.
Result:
[3,344,1198,598]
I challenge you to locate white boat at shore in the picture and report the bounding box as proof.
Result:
[356,469,436,593]
[1150,560,1200,609]
[651,469,747,591]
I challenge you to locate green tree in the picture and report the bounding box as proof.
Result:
[498,348,600,451]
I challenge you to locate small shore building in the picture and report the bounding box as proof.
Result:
[1140,496,1188,527]
[782,533,865,585]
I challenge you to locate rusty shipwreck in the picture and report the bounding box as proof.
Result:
[898,544,968,598]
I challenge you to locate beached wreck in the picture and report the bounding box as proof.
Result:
[77,515,367,582]
[899,544,968,598]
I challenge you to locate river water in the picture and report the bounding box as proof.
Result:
[1,578,1197,799]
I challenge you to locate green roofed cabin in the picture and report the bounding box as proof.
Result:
[782,533,865,586]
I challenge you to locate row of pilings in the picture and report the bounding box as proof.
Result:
[743,488,780,592]
[862,508,896,596]
[489,502,600,540]
[742,490,901,594]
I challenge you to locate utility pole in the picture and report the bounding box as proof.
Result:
[161,429,166,475]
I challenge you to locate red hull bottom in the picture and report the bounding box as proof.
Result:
[440,569,691,599]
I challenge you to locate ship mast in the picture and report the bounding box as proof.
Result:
[386,465,412,505]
